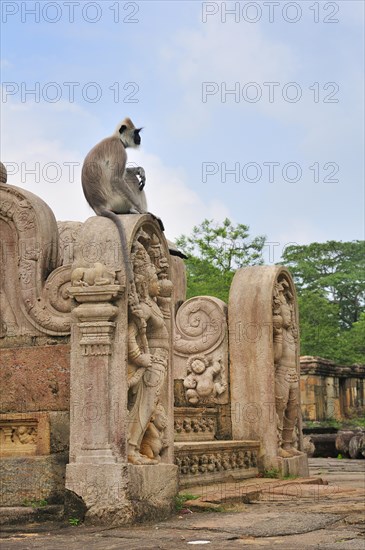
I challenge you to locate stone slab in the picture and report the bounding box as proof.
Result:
[185,476,326,505]
[0,505,63,525]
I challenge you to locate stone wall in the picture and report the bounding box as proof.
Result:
[0,175,76,505]
[300,356,365,421]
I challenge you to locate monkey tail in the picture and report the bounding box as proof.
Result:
[99,209,133,285]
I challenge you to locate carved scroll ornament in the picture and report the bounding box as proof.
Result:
[174,296,226,356]
[0,182,72,335]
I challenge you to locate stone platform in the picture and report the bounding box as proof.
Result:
[1,459,364,549]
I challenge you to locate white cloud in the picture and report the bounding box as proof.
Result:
[2,99,91,222]
[162,19,296,135]
[2,98,232,241]
[127,148,232,240]
[1,59,12,69]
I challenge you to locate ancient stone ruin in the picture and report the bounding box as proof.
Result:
[300,356,365,422]
[0,162,312,524]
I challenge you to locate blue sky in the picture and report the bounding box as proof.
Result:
[1,0,364,262]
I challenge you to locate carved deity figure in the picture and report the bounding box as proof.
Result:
[183,355,226,405]
[127,237,170,465]
[273,278,302,458]
[139,403,168,462]
[13,426,37,445]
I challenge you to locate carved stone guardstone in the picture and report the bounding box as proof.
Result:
[65,214,177,525]
[174,296,231,444]
[0,181,72,340]
[229,266,309,476]
[173,295,260,486]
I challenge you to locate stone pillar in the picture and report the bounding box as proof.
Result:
[68,284,122,464]
[65,214,178,525]
[229,266,308,477]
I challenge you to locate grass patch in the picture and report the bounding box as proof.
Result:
[22,499,48,508]
[263,468,280,479]
[175,493,199,511]
[304,415,365,430]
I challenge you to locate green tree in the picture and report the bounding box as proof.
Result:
[282,240,365,364]
[175,218,266,303]
[341,313,365,364]
[282,241,365,329]
[297,290,341,360]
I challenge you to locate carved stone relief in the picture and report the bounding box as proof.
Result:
[273,274,302,459]
[127,229,173,465]
[69,263,119,358]
[174,297,229,408]
[0,181,75,337]
[0,413,50,456]
[183,355,227,405]
[229,265,307,474]
[140,403,168,462]
[174,408,217,441]
[175,441,260,486]
[174,296,226,357]
[57,221,83,266]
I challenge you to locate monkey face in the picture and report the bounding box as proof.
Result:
[117,118,143,148]
[134,128,142,146]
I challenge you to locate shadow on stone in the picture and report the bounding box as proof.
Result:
[64,489,87,523]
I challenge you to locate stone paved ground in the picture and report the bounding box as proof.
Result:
[0,458,364,550]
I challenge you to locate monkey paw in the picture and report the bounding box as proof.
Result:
[137,167,146,189]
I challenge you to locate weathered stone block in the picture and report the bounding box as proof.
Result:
[0,344,70,413]
[49,411,69,454]
[278,454,309,477]
[0,453,68,505]
[66,463,178,525]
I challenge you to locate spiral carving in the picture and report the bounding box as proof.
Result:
[44,265,72,314]
[174,296,226,356]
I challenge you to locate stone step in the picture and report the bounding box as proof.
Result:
[0,505,64,525]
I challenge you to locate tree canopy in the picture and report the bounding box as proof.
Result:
[176,223,364,366]
[281,241,365,329]
[175,218,266,303]
[281,240,365,364]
